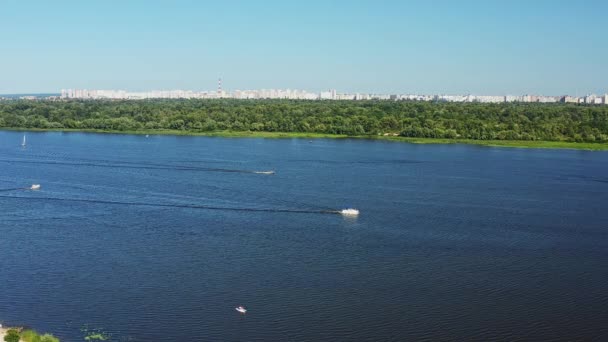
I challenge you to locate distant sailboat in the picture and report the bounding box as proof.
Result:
[21,134,26,147]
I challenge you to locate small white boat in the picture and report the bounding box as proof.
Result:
[255,171,275,175]
[22,134,26,147]
[340,208,360,216]
[145,134,149,138]
[30,184,41,190]
[235,306,247,314]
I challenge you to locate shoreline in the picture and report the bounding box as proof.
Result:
[2,127,608,150]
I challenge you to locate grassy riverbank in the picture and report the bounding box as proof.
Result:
[0,326,60,342]
[383,136,608,150]
[3,128,608,150]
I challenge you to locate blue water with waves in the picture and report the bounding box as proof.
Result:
[1,131,607,341]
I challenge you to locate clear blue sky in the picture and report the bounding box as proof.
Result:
[1,0,607,95]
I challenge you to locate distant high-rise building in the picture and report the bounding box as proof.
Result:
[584,94,597,104]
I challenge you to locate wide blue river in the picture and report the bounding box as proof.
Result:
[1,131,607,341]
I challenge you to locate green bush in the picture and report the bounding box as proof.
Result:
[4,329,20,342]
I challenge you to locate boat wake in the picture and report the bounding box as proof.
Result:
[0,194,355,216]
[0,188,26,192]
[0,184,41,192]
[0,158,275,175]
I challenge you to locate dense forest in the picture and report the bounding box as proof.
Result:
[1,99,607,142]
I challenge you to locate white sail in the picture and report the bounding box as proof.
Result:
[21,134,26,147]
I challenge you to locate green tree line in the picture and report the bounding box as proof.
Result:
[1,99,607,142]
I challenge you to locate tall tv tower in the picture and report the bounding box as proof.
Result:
[217,77,223,97]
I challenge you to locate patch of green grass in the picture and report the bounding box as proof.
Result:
[83,333,108,341]
[19,329,60,342]
[80,326,110,341]
[381,136,608,150]
[20,330,40,342]
[39,334,60,342]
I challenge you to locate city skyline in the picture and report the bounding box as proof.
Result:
[58,86,608,103]
[47,86,608,105]
[1,1,608,95]
[4,83,607,100]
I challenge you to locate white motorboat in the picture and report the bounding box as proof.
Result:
[255,171,275,175]
[340,208,360,216]
[30,184,41,190]
[235,306,247,314]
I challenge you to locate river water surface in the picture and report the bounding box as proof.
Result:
[1,131,607,341]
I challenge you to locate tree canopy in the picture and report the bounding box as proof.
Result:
[1,99,607,142]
